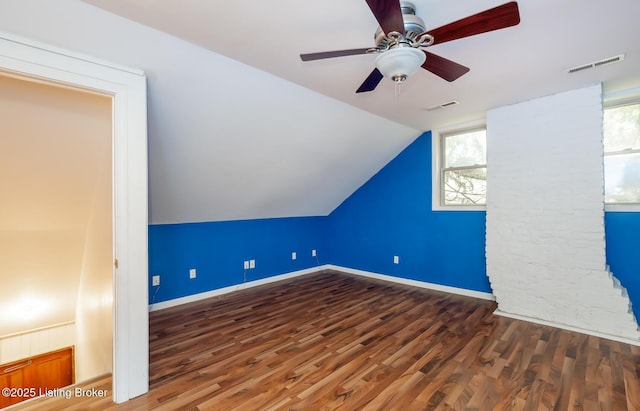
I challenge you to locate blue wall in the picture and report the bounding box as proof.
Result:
[325,131,491,293]
[148,216,326,303]
[605,212,640,320]
[149,131,639,323]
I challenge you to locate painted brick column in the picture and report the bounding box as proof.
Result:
[486,84,639,341]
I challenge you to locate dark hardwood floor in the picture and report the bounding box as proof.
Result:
[10,271,640,410]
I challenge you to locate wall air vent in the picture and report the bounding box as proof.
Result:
[568,54,625,74]
[426,100,459,111]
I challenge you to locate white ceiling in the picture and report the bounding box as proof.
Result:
[2,0,640,226]
[82,0,640,131]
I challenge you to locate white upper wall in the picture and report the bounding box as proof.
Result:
[0,0,420,224]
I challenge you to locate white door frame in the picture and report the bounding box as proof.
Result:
[0,32,149,403]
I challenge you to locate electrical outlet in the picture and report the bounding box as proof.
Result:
[393,256,399,264]
[312,249,317,257]
[189,268,196,279]
[244,261,250,270]
[152,275,160,286]
[292,252,297,260]
[249,259,255,269]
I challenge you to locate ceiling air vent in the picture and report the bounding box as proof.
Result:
[568,54,625,74]
[426,100,459,111]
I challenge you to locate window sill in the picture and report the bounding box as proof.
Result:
[605,204,640,212]
[432,204,486,212]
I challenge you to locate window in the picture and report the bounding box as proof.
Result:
[436,126,487,208]
[603,102,640,205]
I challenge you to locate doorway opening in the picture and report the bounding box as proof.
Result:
[0,73,112,408]
[0,33,149,403]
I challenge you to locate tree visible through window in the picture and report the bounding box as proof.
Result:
[603,103,640,204]
[441,128,487,206]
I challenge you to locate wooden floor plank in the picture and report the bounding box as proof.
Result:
[7,271,640,410]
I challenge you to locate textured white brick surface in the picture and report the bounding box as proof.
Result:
[486,85,640,341]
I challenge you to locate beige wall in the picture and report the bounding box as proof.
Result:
[0,74,112,379]
[75,147,113,381]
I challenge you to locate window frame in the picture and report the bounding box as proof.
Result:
[432,120,487,211]
[603,90,640,212]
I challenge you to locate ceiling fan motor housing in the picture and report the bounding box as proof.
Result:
[374,2,426,48]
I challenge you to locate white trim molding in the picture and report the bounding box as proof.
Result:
[605,204,640,212]
[149,266,324,312]
[149,265,496,312]
[327,265,496,301]
[0,31,149,403]
[149,265,640,347]
[495,309,640,347]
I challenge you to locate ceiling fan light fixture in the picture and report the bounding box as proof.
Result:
[375,47,426,83]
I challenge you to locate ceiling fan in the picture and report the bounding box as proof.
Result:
[300,1,520,93]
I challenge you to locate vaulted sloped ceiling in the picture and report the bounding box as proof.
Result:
[2,0,640,225]
[0,0,419,225]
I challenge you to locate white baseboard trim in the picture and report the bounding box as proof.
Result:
[494,309,640,347]
[148,265,328,312]
[148,264,496,312]
[147,266,640,346]
[327,265,496,301]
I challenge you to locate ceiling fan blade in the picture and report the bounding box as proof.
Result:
[425,2,520,46]
[422,51,470,82]
[356,68,384,93]
[365,0,405,35]
[300,48,371,61]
